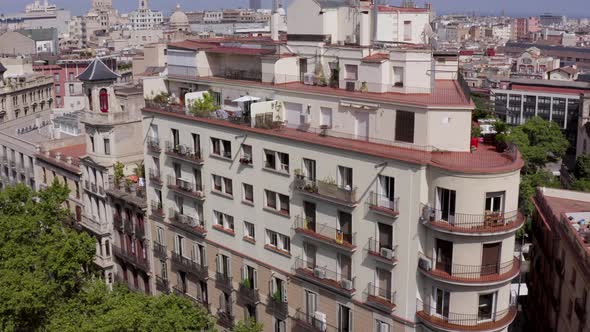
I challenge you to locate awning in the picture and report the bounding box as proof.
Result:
[233,96,261,103]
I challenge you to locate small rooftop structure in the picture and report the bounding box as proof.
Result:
[77,57,120,82]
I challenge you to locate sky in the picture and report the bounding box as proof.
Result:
[0,0,587,17]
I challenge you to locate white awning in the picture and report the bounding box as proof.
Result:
[233,96,261,103]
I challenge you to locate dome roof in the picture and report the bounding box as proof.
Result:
[170,4,189,27]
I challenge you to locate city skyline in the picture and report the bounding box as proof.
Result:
[1,0,589,17]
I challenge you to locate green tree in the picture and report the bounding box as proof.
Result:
[232,318,263,332]
[190,92,219,116]
[47,282,217,332]
[471,92,493,120]
[572,178,590,192]
[506,117,569,172]
[0,183,95,331]
[519,170,560,216]
[574,154,590,179]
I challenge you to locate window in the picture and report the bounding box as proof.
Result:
[303,158,316,181]
[174,234,184,256]
[345,64,358,80]
[378,175,395,206]
[211,138,231,158]
[156,226,164,244]
[266,230,290,253]
[403,20,412,41]
[212,174,233,196]
[68,84,74,95]
[99,88,109,113]
[395,111,415,143]
[244,221,255,240]
[90,136,95,152]
[265,190,290,215]
[320,107,332,128]
[338,305,352,332]
[435,287,450,318]
[104,138,110,155]
[241,265,258,289]
[171,128,179,147]
[485,192,504,213]
[304,290,317,322]
[55,85,61,94]
[304,242,317,269]
[217,254,231,277]
[393,67,404,87]
[54,73,60,82]
[214,210,234,231]
[241,144,252,164]
[437,187,456,222]
[338,166,353,189]
[243,183,254,203]
[477,292,496,321]
[191,133,200,155]
[274,317,286,332]
[376,320,390,332]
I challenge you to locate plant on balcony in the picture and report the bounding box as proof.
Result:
[189,92,219,117]
[294,168,304,179]
[151,91,170,105]
[321,176,336,185]
[134,161,145,179]
[113,161,125,187]
[240,278,252,289]
[360,81,368,93]
[304,183,318,193]
[271,290,282,302]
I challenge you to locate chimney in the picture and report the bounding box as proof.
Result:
[270,0,280,41]
[372,0,380,43]
[359,8,371,47]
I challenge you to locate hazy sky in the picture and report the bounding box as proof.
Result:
[0,0,587,17]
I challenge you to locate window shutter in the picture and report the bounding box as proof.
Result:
[241,265,246,281]
[282,281,288,302]
[253,269,258,289]
[216,254,221,273]
[348,309,353,331]
[219,293,226,312]
[173,235,179,254]
[271,277,277,294]
[202,246,207,267]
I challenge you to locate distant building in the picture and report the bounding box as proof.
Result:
[502,42,590,71]
[0,28,58,55]
[0,1,71,35]
[576,93,590,158]
[528,187,590,332]
[128,0,164,30]
[539,13,566,27]
[513,47,560,79]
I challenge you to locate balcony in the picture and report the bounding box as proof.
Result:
[150,200,165,219]
[135,223,146,239]
[165,141,204,166]
[112,244,150,272]
[148,169,163,185]
[170,251,208,280]
[81,111,138,126]
[366,238,398,265]
[80,214,110,235]
[153,242,167,259]
[168,209,207,237]
[418,255,520,285]
[216,310,234,329]
[238,282,260,304]
[367,192,399,218]
[364,283,397,313]
[124,219,134,234]
[215,272,233,291]
[293,257,355,297]
[147,138,161,154]
[156,275,170,294]
[267,296,288,319]
[294,309,338,332]
[293,216,356,252]
[113,214,123,230]
[420,204,524,235]
[416,300,517,332]
[294,177,358,207]
[167,176,206,200]
[106,180,147,209]
[172,285,210,310]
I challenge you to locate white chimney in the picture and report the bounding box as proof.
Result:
[359,10,371,46]
[270,0,280,41]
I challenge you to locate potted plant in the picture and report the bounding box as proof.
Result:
[304,183,318,193]
[271,290,282,302]
[470,123,481,151]
[294,168,304,179]
[241,278,252,289]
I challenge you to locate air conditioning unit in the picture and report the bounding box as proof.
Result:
[340,279,353,290]
[380,247,394,260]
[300,113,310,124]
[346,81,356,92]
[418,257,432,271]
[314,311,327,332]
[345,35,356,44]
[314,267,326,279]
[303,73,315,85]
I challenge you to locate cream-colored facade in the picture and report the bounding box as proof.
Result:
[139,1,523,330]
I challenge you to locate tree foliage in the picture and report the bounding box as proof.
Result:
[232,318,264,332]
[0,183,95,331]
[519,170,560,216]
[506,117,569,172]
[46,282,216,332]
[574,154,590,179]
[190,92,219,116]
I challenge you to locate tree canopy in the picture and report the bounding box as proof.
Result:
[190,92,219,116]
[232,318,264,332]
[506,116,569,172]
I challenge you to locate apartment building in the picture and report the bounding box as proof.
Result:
[576,93,590,158]
[0,62,54,122]
[128,0,164,31]
[77,57,148,287]
[140,0,524,331]
[528,188,590,332]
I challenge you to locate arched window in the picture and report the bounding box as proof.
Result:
[99,88,109,113]
[87,89,93,111]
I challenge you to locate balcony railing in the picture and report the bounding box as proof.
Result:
[366,238,398,264]
[267,296,289,319]
[215,272,233,291]
[135,223,146,239]
[238,282,260,303]
[416,299,517,330]
[294,309,338,332]
[147,137,161,153]
[293,257,355,296]
[153,242,167,259]
[156,275,170,294]
[364,283,397,312]
[293,215,356,251]
[168,208,207,237]
[148,169,162,185]
[170,251,208,280]
[368,192,400,217]
[418,255,520,284]
[113,214,123,230]
[165,141,204,165]
[420,204,524,234]
[112,244,150,272]
[150,200,165,218]
[107,178,147,208]
[216,310,234,329]
[294,177,357,206]
[80,214,109,234]
[124,219,134,234]
[81,111,138,125]
[167,175,205,200]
